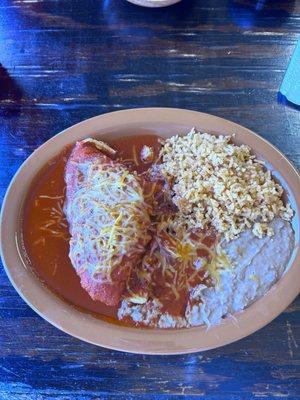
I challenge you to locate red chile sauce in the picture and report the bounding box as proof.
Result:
[21,134,216,327]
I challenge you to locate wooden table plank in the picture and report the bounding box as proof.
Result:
[0,0,299,398]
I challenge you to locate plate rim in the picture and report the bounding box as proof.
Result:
[1,107,300,354]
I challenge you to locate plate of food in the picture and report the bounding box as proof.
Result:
[1,108,299,354]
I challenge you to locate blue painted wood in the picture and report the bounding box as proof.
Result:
[0,0,299,398]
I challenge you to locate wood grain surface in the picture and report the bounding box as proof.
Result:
[0,0,299,398]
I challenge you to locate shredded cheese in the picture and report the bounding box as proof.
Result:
[39,196,69,241]
[64,155,152,280]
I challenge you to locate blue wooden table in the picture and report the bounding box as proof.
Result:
[0,0,299,398]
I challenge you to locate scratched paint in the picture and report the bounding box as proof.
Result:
[286,320,299,359]
[0,0,299,398]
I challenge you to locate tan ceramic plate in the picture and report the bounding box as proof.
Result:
[1,108,300,354]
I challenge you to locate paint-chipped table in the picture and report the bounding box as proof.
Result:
[0,0,299,398]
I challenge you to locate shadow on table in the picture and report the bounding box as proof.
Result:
[277,93,300,112]
[0,64,24,117]
[228,0,296,29]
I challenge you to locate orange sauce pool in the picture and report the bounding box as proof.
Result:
[21,135,162,324]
